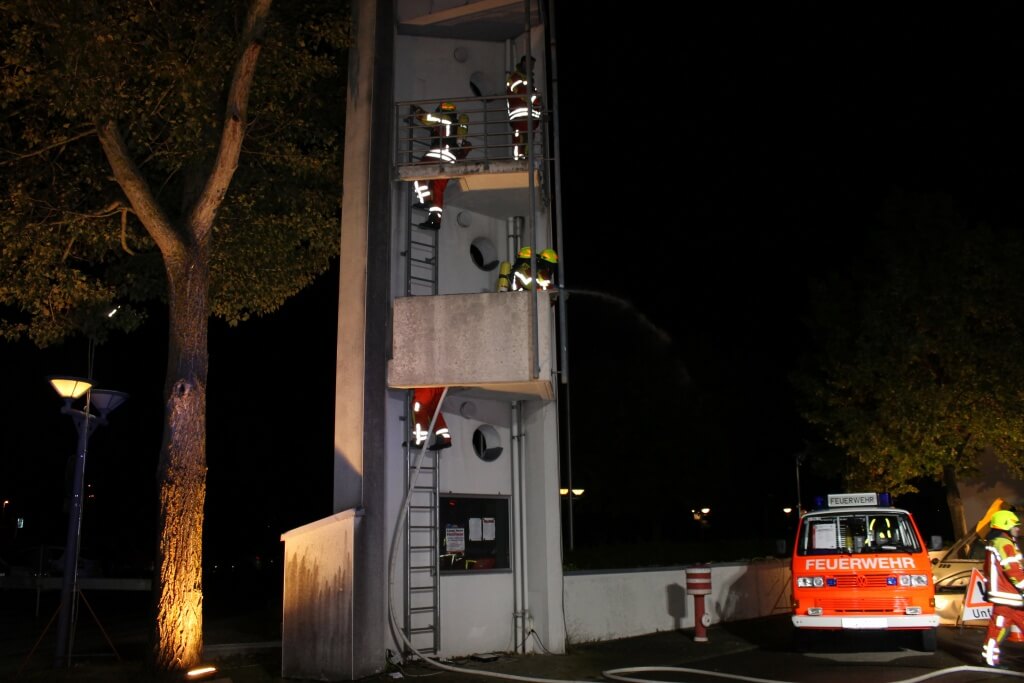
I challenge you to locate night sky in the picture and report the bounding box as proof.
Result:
[4,3,1024,571]
[553,3,1024,541]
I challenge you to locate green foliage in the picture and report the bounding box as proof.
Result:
[0,0,351,345]
[792,189,1024,496]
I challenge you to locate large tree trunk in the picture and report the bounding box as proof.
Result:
[943,463,969,542]
[95,1,271,671]
[151,243,210,670]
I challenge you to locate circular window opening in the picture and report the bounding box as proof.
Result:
[470,237,499,272]
[472,425,503,462]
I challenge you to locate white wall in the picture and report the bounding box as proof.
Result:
[562,560,792,644]
[430,559,792,656]
[439,572,517,655]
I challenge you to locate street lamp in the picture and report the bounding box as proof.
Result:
[48,375,127,669]
[559,487,585,552]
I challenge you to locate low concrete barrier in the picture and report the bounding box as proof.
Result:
[563,559,791,644]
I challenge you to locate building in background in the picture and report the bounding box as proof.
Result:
[280,1,568,679]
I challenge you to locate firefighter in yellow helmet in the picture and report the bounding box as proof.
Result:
[982,509,1024,667]
[869,516,893,543]
[510,246,558,291]
[411,102,472,230]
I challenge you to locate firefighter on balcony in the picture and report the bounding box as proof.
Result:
[510,247,558,291]
[411,102,471,230]
[506,56,542,160]
[411,387,451,451]
[982,510,1024,668]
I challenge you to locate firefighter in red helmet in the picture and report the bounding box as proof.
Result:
[411,102,472,230]
[505,56,542,161]
[411,387,451,451]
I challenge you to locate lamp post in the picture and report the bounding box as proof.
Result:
[795,449,806,514]
[559,487,584,551]
[48,376,128,669]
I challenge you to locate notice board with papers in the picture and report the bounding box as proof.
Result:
[438,495,510,571]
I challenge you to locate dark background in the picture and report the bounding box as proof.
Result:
[4,3,1024,581]
[552,2,1024,551]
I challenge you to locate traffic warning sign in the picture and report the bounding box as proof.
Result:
[962,567,992,622]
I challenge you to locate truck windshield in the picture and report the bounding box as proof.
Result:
[797,512,921,555]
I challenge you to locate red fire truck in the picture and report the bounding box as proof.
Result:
[791,492,940,651]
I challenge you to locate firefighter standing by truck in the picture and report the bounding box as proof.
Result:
[982,510,1024,668]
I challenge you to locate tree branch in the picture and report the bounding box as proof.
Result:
[0,128,96,165]
[188,0,272,240]
[96,120,183,259]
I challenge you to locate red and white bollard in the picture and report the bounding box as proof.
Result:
[685,565,713,643]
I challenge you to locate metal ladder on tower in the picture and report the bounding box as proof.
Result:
[401,187,441,656]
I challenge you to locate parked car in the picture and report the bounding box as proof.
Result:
[930,499,1020,626]
[931,526,988,625]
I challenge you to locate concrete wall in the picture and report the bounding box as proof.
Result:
[388,291,554,399]
[562,559,792,644]
[280,510,361,680]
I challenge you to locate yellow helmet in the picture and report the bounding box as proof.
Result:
[439,101,457,112]
[539,248,558,264]
[517,246,532,260]
[991,510,1020,531]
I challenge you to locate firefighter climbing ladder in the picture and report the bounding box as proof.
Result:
[402,188,441,656]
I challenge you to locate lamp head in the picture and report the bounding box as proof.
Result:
[89,389,129,418]
[48,376,92,404]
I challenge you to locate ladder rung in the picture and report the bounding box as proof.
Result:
[409,275,436,285]
[409,606,435,614]
[409,627,436,635]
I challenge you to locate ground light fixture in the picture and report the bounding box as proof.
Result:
[186,664,219,679]
[47,375,128,669]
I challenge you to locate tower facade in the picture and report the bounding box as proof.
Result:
[281,1,566,679]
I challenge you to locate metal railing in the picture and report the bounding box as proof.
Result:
[394,94,550,171]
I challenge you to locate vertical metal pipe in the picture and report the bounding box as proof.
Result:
[55,409,92,668]
[513,401,530,653]
[509,400,521,652]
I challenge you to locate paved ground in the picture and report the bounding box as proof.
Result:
[0,586,764,682]
[2,620,760,683]
[3,589,1020,683]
